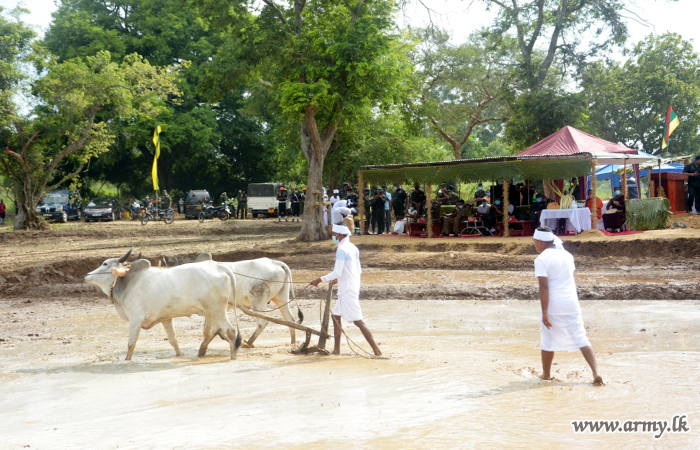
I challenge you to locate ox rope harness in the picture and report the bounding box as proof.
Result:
[110,262,131,303]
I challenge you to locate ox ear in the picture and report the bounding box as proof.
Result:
[130,259,151,273]
[194,252,213,262]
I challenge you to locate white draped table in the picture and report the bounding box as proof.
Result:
[539,207,592,234]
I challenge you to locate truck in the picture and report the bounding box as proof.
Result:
[247,183,290,218]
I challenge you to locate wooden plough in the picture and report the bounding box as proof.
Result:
[237,286,334,356]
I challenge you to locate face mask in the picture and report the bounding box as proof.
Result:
[495,200,501,205]
[458,204,464,209]
[536,198,542,203]
[332,236,339,244]
[614,190,621,195]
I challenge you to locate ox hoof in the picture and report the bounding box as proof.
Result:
[198,349,207,357]
[241,341,254,349]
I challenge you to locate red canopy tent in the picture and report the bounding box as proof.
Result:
[515,126,640,200]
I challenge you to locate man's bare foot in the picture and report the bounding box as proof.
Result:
[540,374,554,381]
[332,348,340,355]
[593,375,605,386]
[373,347,382,356]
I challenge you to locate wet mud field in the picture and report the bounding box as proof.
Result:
[1,218,700,448]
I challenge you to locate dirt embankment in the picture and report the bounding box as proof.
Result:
[1,217,699,301]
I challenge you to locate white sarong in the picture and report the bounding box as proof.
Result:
[540,313,591,352]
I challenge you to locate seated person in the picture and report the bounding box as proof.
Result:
[476,198,491,218]
[392,218,407,235]
[474,183,487,201]
[481,200,503,232]
[527,193,547,226]
[603,189,626,232]
[585,189,603,221]
[441,199,468,236]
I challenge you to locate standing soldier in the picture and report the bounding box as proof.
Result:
[237,190,247,219]
[277,186,289,222]
[163,190,172,209]
[290,187,302,222]
[362,188,371,235]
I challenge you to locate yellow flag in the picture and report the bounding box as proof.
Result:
[152,124,161,191]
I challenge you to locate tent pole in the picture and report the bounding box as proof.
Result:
[502,179,510,237]
[622,159,628,199]
[658,159,662,197]
[357,170,364,235]
[426,184,433,238]
[591,159,598,229]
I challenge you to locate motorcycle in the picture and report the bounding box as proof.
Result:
[126,201,145,221]
[141,206,175,225]
[198,201,232,222]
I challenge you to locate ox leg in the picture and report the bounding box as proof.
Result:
[199,323,219,357]
[271,295,297,344]
[126,320,142,361]
[161,319,182,357]
[245,317,268,347]
[202,317,212,339]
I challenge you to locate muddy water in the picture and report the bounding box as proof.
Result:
[1,299,699,449]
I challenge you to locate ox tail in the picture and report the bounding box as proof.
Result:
[278,261,303,324]
[220,264,242,350]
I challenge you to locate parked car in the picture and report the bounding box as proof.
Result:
[84,197,122,222]
[183,189,211,219]
[36,190,82,223]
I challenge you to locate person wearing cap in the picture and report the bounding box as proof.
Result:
[683,155,700,214]
[330,189,341,207]
[290,187,302,222]
[277,187,288,222]
[310,224,381,356]
[533,226,603,385]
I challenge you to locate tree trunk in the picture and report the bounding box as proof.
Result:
[14,192,48,230]
[298,134,328,241]
[297,107,338,242]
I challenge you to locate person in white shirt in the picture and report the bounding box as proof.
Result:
[310,224,381,356]
[534,226,603,385]
[330,189,340,207]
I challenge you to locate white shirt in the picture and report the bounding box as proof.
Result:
[508,203,515,214]
[330,195,340,206]
[321,237,362,302]
[534,248,581,315]
[477,202,490,214]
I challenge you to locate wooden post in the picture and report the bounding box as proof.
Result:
[658,159,663,197]
[357,170,364,234]
[426,184,433,238]
[502,179,510,237]
[622,159,628,199]
[591,158,598,229]
[317,285,333,350]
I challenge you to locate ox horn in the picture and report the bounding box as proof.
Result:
[118,248,133,263]
[162,257,168,267]
[136,253,142,260]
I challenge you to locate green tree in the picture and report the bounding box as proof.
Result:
[481,0,641,88]
[0,51,181,229]
[409,28,515,159]
[44,0,269,198]
[583,33,700,155]
[504,87,587,149]
[194,0,410,241]
[0,6,37,129]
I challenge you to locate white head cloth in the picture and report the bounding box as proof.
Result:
[534,229,564,249]
[332,224,350,235]
[333,199,347,209]
[333,189,339,194]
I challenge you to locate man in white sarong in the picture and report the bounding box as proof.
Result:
[533,226,603,385]
[310,224,381,356]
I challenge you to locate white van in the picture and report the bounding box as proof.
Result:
[247,183,290,218]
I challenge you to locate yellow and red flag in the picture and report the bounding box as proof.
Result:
[151,124,161,191]
[661,106,680,150]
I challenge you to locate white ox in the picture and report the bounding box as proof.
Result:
[195,254,302,347]
[85,249,242,360]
